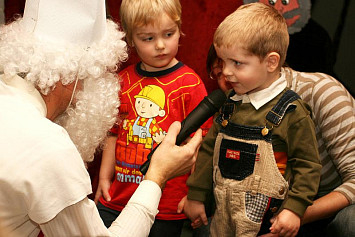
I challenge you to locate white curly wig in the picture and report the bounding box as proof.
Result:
[0,18,128,163]
[0,19,127,94]
[55,73,121,163]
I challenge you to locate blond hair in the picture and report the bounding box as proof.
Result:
[120,0,182,46]
[214,2,289,66]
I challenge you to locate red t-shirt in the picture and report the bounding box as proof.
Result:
[100,62,212,220]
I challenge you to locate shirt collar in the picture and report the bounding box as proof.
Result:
[0,74,47,116]
[230,68,287,110]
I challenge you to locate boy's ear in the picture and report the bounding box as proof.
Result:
[266,52,280,72]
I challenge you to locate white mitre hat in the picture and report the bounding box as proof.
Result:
[21,0,107,46]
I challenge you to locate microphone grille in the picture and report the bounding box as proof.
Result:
[207,89,227,110]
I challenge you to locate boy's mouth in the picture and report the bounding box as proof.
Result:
[156,54,167,59]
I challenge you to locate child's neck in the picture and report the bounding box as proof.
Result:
[140,58,179,72]
[263,69,282,89]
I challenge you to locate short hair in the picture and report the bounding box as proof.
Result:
[120,0,182,46]
[214,2,289,66]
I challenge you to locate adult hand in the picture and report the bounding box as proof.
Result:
[144,121,202,189]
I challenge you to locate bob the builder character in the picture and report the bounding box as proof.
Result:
[123,85,167,149]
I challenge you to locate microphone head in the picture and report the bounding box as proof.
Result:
[206,89,227,111]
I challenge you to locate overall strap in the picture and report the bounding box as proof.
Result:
[216,90,236,125]
[216,90,273,142]
[266,89,300,126]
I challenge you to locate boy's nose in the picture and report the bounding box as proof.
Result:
[222,66,232,77]
[155,39,165,50]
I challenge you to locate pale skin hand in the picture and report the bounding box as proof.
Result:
[268,209,300,237]
[144,121,202,189]
[177,196,208,228]
[94,136,117,204]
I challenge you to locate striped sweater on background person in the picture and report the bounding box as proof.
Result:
[284,67,355,203]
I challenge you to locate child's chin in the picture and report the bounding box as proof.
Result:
[233,88,245,96]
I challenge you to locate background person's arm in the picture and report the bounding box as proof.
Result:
[302,191,349,224]
[298,75,355,222]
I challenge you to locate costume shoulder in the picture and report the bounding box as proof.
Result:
[29,123,92,223]
[11,115,92,223]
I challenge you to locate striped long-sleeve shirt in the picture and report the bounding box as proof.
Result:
[285,67,355,203]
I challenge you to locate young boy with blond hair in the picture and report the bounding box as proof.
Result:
[95,0,211,236]
[182,3,322,237]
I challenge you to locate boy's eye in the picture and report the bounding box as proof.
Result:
[142,36,153,41]
[233,60,242,66]
[166,32,173,37]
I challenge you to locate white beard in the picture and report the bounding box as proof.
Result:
[55,73,120,164]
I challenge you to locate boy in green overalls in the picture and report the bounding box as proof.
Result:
[181,3,322,237]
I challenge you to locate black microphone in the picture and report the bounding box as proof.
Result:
[140,89,227,175]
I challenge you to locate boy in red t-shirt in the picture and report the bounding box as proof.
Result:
[94,0,211,236]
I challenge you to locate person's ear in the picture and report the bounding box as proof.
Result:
[266,52,280,72]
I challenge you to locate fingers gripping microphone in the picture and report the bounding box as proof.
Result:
[140,89,227,175]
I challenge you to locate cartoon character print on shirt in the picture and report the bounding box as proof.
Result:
[243,0,311,34]
[122,85,167,149]
[115,85,168,185]
[114,67,204,186]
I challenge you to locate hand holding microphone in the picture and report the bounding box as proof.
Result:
[140,89,227,175]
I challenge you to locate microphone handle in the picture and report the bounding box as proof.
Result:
[139,92,223,175]
[140,145,158,174]
[139,104,213,175]
[139,117,194,175]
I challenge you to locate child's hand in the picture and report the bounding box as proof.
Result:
[177,195,187,214]
[94,179,112,204]
[269,209,300,237]
[177,196,208,228]
[122,119,127,128]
